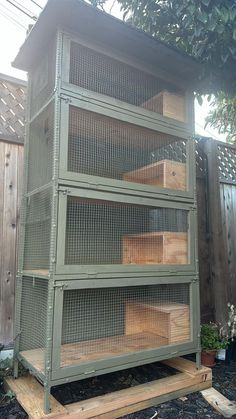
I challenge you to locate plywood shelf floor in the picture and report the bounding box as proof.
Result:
[20,332,168,372]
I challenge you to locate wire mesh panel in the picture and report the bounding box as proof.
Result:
[65,197,189,265]
[60,283,191,368]
[19,276,48,374]
[218,144,236,184]
[30,39,56,118]
[23,188,52,272]
[68,106,187,192]
[69,42,186,121]
[27,103,54,193]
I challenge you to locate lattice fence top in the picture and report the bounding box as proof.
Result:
[218,144,236,184]
[0,74,27,143]
[195,137,207,177]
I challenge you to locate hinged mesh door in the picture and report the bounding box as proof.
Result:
[27,103,54,193]
[23,188,52,272]
[65,197,189,266]
[69,41,185,120]
[68,107,187,192]
[19,276,48,374]
[60,283,191,368]
[30,38,56,117]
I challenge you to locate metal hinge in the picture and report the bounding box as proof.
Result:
[53,282,68,290]
[57,187,71,195]
[191,276,199,283]
[59,95,72,104]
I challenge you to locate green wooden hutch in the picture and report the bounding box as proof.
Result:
[13,0,201,412]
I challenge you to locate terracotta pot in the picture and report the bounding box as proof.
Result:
[201,350,216,367]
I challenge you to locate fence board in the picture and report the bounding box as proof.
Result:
[197,176,214,322]
[0,141,24,346]
[220,183,236,305]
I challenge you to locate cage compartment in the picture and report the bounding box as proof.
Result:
[69,41,186,122]
[64,196,189,266]
[60,284,191,368]
[20,283,191,372]
[67,106,187,192]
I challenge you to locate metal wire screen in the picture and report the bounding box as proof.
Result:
[218,144,236,184]
[27,103,54,193]
[30,39,55,118]
[61,283,191,368]
[69,42,184,118]
[23,188,52,271]
[65,197,189,265]
[68,107,187,191]
[19,276,48,373]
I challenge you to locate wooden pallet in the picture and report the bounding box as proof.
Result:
[5,357,212,419]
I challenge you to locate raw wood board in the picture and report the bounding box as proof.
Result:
[5,357,212,419]
[201,387,236,418]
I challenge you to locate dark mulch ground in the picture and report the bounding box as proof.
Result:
[0,360,236,418]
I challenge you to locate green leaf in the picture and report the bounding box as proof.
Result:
[197,11,208,24]
[201,0,211,6]
[233,28,236,41]
[217,24,225,34]
[221,7,229,23]
[197,95,203,106]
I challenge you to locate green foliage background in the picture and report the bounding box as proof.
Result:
[92,0,236,142]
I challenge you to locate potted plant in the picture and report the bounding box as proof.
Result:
[201,323,228,367]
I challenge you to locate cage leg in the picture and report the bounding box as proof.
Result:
[196,351,201,370]
[43,384,51,414]
[13,358,19,379]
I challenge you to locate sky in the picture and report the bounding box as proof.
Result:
[0,0,226,141]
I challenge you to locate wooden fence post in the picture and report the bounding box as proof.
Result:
[203,139,231,324]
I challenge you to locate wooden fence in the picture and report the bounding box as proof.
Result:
[197,138,236,324]
[0,137,235,347]
[0,139,24,347]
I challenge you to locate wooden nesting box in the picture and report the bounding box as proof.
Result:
[142,90,186,123]
[123,160,186,191]
[126,302,190,344]
[123,232,188,265]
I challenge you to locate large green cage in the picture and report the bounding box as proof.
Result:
[13,0,201,412]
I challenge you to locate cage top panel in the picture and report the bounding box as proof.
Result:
[13,0,201,88]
